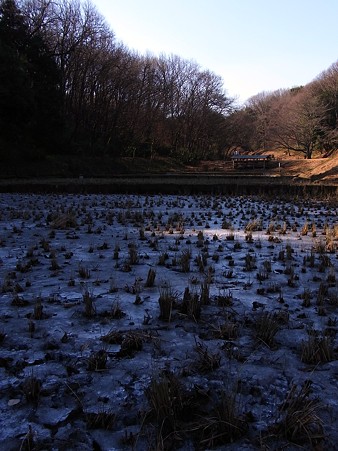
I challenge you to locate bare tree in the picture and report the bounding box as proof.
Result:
[246,90,286,151]
[272,88,328,159]
[310,61,338,154]
[15,0,236,159]
[222,108,256,154]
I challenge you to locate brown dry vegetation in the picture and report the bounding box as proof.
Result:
[198,150,338,184]
[0,150,336,188]
[261,149,338,182]
[278,156,338,182]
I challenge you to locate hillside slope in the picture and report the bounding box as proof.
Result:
[0,152,337,184]
[265,150,338,183]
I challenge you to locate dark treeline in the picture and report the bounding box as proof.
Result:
[0,0,234,163]
[1,0,338,165]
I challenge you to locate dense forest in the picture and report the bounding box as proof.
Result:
[1,0,338,165]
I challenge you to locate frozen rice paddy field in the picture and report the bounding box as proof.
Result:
[0,192,337,450]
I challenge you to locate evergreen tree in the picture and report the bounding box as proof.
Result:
[0,0,63,160]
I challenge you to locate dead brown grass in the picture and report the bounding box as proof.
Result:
[260,149,338,182]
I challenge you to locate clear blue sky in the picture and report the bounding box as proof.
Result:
[92,0,338,104]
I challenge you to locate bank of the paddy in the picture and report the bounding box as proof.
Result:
[0,175,337,200]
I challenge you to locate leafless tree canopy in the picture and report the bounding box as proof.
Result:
[228,70,338,158]
[1,0,338,162]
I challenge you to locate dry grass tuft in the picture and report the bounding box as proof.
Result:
[110,299,126,319]
[78,264,91,279]
[179,287,201,321]
[200,278,210,305]
[145,268,156,287]
[158,282,175,322]
[87,349,108,371]
[254,312,280,348]
[20,425,35,451]
[0,330,6,345]
[146,372,183,432]
[193,341,221,374]
[145,371,193,449]
[212,319,239,340]
[100,329,123,344]
[22,372,42,403]
[179,248,191,273]
[196,390,248,448]
[301,332,335,364]
[86,408,116,429]
[50,209,78,229]
[128,243,139,265]
[82,287,96,318]
[11,295,29,306]
[270,380,324,447]
[216,289,233,307]
[117,332,143,357]
[33,297,44,320]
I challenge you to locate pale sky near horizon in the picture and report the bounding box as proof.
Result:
[92,0,338,105]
